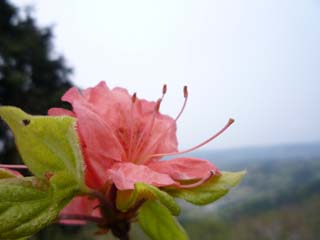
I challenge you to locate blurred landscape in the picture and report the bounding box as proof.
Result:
[32,142,320,240]
[1,0,320,239]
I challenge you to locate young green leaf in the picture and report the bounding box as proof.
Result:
[0,176,77,239]
[138,201,188,240]
[166,171,246,205]
[116,182,180,216]
[0,106,84,186]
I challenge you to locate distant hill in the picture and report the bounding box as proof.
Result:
[180,142,320,240]
[188,142,320,168]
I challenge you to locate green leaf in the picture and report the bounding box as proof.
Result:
[0,168,19,179]
[0,176,77,239]
[116,182,180,216]
[138,201,188,240]
[0,106,84,186]
[166,171,246,205]
[0,106,87,238]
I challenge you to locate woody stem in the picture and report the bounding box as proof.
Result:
[120,235,130,240]
[88,189,131,240]
[88,190,115,218]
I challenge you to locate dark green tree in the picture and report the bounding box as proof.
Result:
[0,0,73,163]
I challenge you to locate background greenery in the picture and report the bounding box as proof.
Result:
[0,0,72,164]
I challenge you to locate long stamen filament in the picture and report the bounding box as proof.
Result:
[130,85,167,162]
[132,99,161,162]
[127,92,137,161]
[138,86,189,164]
[179,170,214,189]
[148,118,235,158]
[0,164,28,169]
[175,86,188,121]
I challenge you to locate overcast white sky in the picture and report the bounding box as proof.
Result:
[12,0,320,150]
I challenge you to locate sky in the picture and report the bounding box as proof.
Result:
[12,0,320,150]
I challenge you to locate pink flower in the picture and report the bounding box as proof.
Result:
[49,81,234,223]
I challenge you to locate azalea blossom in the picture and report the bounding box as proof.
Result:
[47,81,234,224]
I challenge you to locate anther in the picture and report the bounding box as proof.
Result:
[162,84,167,95]
[175,86,189,121]
[183,86,188,98]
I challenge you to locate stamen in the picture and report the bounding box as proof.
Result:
[162,84,167,95]
[183,85,188,98]
[155,99,161,112]
[175,86,188,121]
[131,98,161,162]
[179,170,214,189]
[137,86,189,163]
[128,92,137,161]
[0,164,28,169]
[158,84,167,111]
[148,118,235,158]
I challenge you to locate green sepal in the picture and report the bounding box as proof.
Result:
[116,182,180,216]
[166,171,246,205]
[0,176,78,239]
[0,106,85,188]
[138,200,188,240]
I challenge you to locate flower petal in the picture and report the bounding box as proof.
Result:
[107,162,177,190]
[80,82,178,162]
[59,196,100,225]
[72,102,126,188]
[147,157,220,182]
[48,107,75,117]
[137,113,178,163]
[130,100,178,163]
[61,87,84,104]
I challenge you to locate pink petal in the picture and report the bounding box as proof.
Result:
[147,157,220,181]
[59,196,100,225]
[48,107,75,117]
[80,83,132,130]
[61,87,84,104]
[137,113,178,162]
[72,102,126,188]
[82,82,112,113]
[129,100,178,163]
[107,162,177,190]
[79,83,178,162]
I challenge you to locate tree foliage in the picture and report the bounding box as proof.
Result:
[0,0,73,163]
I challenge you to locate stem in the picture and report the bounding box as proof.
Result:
[88,190,116,219]
[120,235,130,240]
[86,188,131,240]
[111,220,131,240]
